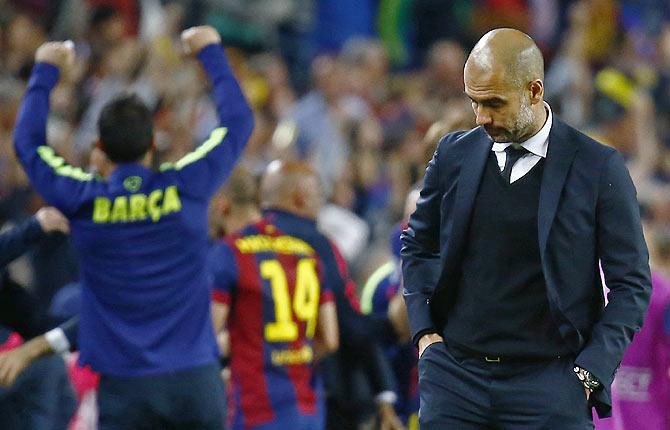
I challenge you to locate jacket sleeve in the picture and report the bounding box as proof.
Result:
[0,275,49,338]
[401,136,446,344]
[0,218,45,268]
[575,150,652,411]
[13,64,96,215]
[59,316,79,351]
[207,241,239,305]
[160,44,254,198]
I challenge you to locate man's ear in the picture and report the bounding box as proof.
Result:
[221,199,232,217]
[90,142,112,176]
[293,190,306,211]
[529,79,544,104]
[211,194,228,218]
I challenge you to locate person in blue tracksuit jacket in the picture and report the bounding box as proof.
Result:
[0,208,70,339]
[0,207,78,364]
[10,26,253,430]
[0,209,77,430]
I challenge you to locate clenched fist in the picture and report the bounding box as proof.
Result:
[181,26,221,56]
[35,40,75,71]
[35,207,70,234]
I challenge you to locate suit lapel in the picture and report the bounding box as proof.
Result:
[538,118,578,254]
[447,129,492,264]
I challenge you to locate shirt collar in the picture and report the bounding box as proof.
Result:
[491,102,552,158]
[108,163,153,187]
[263,208,317,227]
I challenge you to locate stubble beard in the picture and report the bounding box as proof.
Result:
[486,99,535,143]
[509,97,535,142]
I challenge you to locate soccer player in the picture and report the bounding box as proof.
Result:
[208,208,339,430]
[11,26,253,429]
[257,160,404,430]
[209,167,262,238]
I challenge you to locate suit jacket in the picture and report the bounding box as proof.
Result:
[401,118,652,417]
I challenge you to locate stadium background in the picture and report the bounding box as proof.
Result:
[0,0,669,429]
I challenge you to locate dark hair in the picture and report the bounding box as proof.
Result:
[97,94,153,163]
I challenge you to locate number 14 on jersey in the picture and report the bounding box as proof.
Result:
[261,258,320,343]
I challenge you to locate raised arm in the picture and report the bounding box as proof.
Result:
[13,42,96,215]
[162,26,254,198]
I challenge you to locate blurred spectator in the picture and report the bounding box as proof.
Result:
[318,201,370,262]
[341,38,390,112]
[207,0,316,92]
[0,206,76,430]
[87,0,139,35]
[425,40,467,106]
[4,13,46,79]
[87,5,127,55]
[528,0,561,51]
[0,207,71,336]
[286,55,359,196]
[545,0,593,128]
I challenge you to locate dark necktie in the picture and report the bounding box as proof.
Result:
[502,145,528,183]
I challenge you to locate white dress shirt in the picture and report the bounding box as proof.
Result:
[491,102,552,183]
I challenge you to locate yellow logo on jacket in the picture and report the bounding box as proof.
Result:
[92,186,182,223]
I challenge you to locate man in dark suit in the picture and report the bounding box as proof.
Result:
[401,28,652,429]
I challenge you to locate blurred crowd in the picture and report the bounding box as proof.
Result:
[1,0,670,429]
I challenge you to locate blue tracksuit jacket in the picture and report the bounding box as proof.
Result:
[13,43,253,376]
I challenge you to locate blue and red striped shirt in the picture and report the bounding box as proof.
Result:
[209,219,334,429]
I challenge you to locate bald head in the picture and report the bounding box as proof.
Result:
[466,28,544,88]
[463,28,547,143]
[260,160,323,220]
